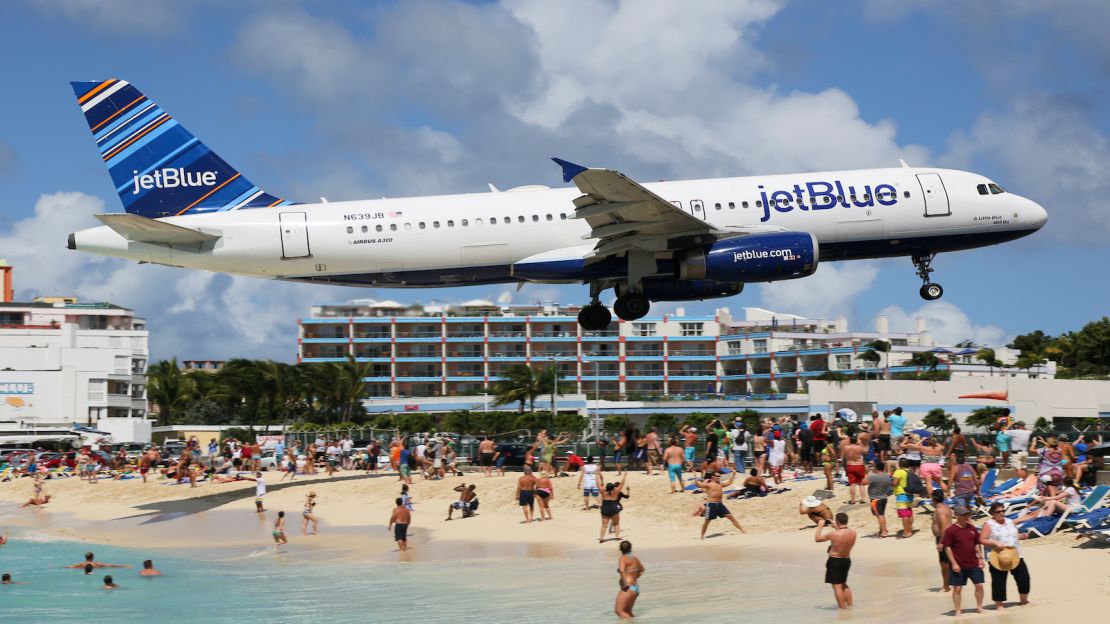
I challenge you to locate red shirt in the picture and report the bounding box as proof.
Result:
[940,523,981,569]
[810,420,826,441]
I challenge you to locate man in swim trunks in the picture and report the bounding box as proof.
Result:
[815,512,856,609]
[681,426,699,471]
[864,462,892,537]
[447,483,477,520]
[516,466,537,523]
[644,428,662,476]
[389,497,411,551]
[696,471,746,539]
[930,489,953,592]
[478,436,496,478]
[841,435,867,504]
[662,436,686,493]
[875,410,891,462]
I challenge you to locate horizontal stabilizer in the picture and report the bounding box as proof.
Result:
[94,213,220,245]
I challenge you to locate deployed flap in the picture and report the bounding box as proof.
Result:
[95,213,220,245]
[552,158,725,261]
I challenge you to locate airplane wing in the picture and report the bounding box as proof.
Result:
[95,213,220,246]
[553,158,728,261]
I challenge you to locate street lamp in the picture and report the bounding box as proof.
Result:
[584,359,600,438]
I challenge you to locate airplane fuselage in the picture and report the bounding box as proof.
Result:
[71,166,1047,289]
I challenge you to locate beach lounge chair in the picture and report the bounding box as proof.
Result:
[1020,485,1110,538]
[983,477,1021,498]
[1058,485,1110,530]
[1075,526,1110,544]
[978,469,998,496]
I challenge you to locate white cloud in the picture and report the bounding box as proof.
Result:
[878,300,1007,347]
[757,261,880,320]
[25,0,187,34]
[942,95,1110,242]
[0,192,357,361]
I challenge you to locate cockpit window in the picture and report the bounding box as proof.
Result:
[988,183,1005,194]
[976,184,988,195]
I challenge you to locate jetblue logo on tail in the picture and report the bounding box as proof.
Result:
[131,168,218,195]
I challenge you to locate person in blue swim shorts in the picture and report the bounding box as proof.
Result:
[663,437,686,493]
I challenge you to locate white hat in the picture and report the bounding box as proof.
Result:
[689,427,697,432]
[1040,474,1053,482]
[802,495,823,508]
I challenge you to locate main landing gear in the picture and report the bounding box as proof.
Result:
[578,301,612,331]
[578,287,652,331]
[913,253,943,301]
[613,292,650,322]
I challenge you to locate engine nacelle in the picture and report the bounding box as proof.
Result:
[629,279,743,302]
[674,232,818,282]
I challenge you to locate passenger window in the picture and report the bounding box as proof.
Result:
[346,226,353,234]
[447,220,455,227]
[560,213,567,220]
[850,195,856,202]
[488,218,495,226]
[545,214,553,221]
[518,216,525,223]
[476,218,484,226]
[403,223,412,231]
[728,202,736,209]
[903,191,911,198]
[418,222,426,229]
[389,224,397,231]
[361,225,368,233]
[714,202,721,210]
[504,216,511,224]
[741,201,748,208]
[432,221,439,229]
[863,194,870,202]
[461,219,468,227]
[532,215,539,222]
[376,225,383,232]
[756,200,762,208]
[836,196,844,202]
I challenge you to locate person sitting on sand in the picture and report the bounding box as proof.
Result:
[447,483,478,520]
[800,496,834,525]
[139,560,162,576]
[21,493,51,508]
[102,575,118,590]
[742,468,768,496]
[66,552,128,569]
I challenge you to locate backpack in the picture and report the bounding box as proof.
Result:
[905,471,927,496]
[734,430,746,446]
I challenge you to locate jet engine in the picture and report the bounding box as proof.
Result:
[674,231,818,283]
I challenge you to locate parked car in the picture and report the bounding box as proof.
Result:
[0,448,37,463]
[258,450,279,471]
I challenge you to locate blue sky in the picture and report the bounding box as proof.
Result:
[1,0,1107,361]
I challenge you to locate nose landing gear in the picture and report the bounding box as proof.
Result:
[913,253,943,300]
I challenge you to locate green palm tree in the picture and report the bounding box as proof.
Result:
[865,340,890,379]
[492,363,544,413]
[216,359,272,431]
[147,358,195,426]
[975,348,1005,376]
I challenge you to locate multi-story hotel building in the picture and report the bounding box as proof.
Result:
[299,300,1049,399]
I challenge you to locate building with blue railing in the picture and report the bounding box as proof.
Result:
[298,300,1052,400]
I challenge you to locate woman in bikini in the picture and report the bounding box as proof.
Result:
[600,472,629,542]
[535,473,555,521]
[614,540,644,619]
[302,491,319,535]
[272,511,288,552]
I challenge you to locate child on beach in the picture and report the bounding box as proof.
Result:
[400,484,414,511]
[273,511,288,552]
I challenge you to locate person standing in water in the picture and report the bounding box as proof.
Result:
[815,512,857,609]
[302,491,319,535]
[389,497,411,551]
[614,540,644,619]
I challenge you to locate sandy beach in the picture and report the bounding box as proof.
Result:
[2,468,1107,619]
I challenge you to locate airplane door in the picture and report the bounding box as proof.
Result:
[917,173,950,217]
[690,199,705,220]
[279,212,311,258]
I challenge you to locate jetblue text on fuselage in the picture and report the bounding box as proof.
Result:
[131,168,218,194]
[733,248,797,262]
[757,180,897,222]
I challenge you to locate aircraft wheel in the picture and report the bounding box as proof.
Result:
[578,304,612,330]
[613,294,650,321]
[919,282,943,300]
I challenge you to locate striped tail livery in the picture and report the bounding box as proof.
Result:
[70,79,295,218]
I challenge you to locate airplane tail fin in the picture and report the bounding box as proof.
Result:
[70,79,294,218]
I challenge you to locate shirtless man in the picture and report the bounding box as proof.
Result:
[696,472,746,539]
[644,428,662,476]
[388,497,412,551]
[139,560,162,576]
[931,489,954,593]
[815,512,857,609]
[662,437,686,493]
[840,435,867,504]
[447,483,477,520]
[66,552,128,569]
[478,437,496,478]
[800,496,834,525]
[680,426,699,471]
[516,466,537,523]
[875,410,891,463]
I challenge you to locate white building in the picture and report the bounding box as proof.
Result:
[0,298,150,441]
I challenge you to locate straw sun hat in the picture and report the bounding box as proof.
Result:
[802,496,823,509]
[988,547,1020,572]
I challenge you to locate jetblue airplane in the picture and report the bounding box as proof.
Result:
[67,79,1047,330]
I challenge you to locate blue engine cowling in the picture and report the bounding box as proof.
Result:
[674,231,818,282]
[630,279,743,302]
